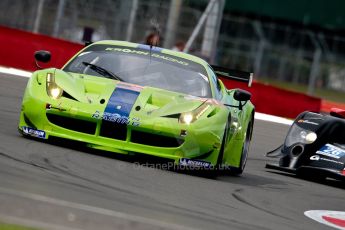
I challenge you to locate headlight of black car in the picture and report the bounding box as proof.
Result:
[285,124,317,147]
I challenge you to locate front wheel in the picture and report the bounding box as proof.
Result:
[230,120,253,175]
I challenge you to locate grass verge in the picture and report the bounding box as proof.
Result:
[0,222,38,230]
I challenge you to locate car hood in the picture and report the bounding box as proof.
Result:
[52,69,210,116]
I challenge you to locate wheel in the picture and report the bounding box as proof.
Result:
[229,119,253,175]
[216,117,231,169]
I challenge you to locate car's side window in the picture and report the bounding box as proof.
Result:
[207,66,223,100]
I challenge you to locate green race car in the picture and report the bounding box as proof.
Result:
[19,40,254,174]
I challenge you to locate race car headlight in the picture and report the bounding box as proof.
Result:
[285,125,317,146]
[46,73,63,99]
[179,104,210,125]
[300,131,317,144]
[180,113,194,125]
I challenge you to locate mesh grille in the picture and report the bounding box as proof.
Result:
[131,130,184,148]
[46,113,96,134]
[99,120,127,141]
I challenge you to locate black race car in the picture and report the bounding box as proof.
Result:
[266,108,345,182]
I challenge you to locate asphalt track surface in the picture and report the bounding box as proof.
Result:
[0,73,344,230]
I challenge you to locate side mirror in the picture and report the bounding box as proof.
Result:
[224,89,251,110]
[34,50,51,69]
[234,89,251,102]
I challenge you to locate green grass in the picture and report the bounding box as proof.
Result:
[0,222,38,230]
[258,78,345,103]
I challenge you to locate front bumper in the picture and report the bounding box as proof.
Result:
[19,93,222,165]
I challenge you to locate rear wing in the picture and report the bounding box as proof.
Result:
[211,65,253,87]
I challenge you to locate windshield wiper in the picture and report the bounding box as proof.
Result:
[82,62,124,81]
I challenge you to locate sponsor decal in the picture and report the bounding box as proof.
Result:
[309,154,343,165]
[320,157,343,165]
[104,46,189,66]
[321,158,344,165]
[93,85,141,126]
[151,53,189,66]
[305,210,345,230]
[297,119,319,125]
[106,47,150,55]
[310,155,320,161]
[179,158,211,168]
[22,126,46,139]
[92,111,140,126]
[46,103,66,112]
[316,144,345,159]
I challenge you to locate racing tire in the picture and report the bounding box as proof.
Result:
[210,116,232,178]
[229,118,253,176]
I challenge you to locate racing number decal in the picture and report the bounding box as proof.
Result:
[316,144,345,159]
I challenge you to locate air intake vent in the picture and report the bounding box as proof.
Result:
[131,130,184,147]
[46,113,96,134]
[100,120,127,140]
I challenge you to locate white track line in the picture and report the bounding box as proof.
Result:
[0,66,31,78]
[0,66,293,125]
[254,113,293,125]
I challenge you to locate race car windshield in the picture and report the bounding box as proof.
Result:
[64,44,212,98]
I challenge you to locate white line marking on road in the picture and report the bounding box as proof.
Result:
[0,186,196,230]
[0,66,294,125]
